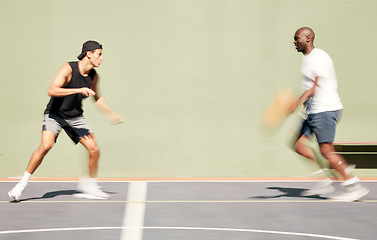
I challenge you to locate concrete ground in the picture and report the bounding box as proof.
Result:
[1,180,376,240]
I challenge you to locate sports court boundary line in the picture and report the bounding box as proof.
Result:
[2,177,377,182]
[2,200,377,203]
[120,181,148,240]
[0,226,359,240]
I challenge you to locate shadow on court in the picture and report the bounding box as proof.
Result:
[10,189,117,203]
[251,186,328,200]
[10,190,79,202]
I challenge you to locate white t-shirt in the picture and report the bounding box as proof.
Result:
[301,48,343,114]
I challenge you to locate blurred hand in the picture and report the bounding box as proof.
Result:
[107,113,124,125]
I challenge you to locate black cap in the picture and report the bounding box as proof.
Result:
[77,40,103,60]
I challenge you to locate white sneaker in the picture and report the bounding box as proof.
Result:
[8,182,28,201]
[301,178,335,196]
[331,183,370,202]
[76,178,110,199]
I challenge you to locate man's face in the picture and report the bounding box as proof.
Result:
[88,49,103,67]
[294,31,307,53]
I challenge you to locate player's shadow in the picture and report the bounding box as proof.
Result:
[9,190,79,202]
[251,187,328,200]
[10,189,115,203]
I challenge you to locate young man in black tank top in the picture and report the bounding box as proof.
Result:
[8,41,124,201]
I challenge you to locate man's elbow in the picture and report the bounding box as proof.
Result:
[48,88,57,97]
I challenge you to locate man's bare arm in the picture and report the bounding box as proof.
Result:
[47,63,96,97]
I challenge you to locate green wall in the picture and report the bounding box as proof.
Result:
[1,0,376,178]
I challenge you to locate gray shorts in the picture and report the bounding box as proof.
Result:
[300,110,342,143]
[43,113,94,144]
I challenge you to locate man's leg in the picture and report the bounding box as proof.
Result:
[319,142,349,180]
[321,142,370,201]
[295,135,335,196]
[295,135,316,162]
[79,133,100,178]
[76,133,109,199]
[313,110,369,201]
[26,131,56,174]
[9,131,56,201]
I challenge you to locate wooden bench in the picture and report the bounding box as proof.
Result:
[334,142,377,168]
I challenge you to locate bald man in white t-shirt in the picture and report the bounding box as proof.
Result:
[290,27,369,202]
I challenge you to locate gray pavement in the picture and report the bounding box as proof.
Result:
[1,181,376,240]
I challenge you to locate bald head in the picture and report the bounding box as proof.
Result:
[296,27,315,41]
[294,27,315,54]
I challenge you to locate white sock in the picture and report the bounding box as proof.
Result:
[20,171,32,184]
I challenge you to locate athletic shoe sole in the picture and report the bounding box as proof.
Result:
[331,188,370,202]
[73,193,109,200]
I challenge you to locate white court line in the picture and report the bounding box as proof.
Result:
[120,181,148,240]
[145,227,359,240]
[0,226,359,240]
[2,180,377,182]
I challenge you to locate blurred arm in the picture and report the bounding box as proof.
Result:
[92,74,124,124]
[289,76,319,113]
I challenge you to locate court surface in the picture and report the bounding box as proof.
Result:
[1,180,376,240]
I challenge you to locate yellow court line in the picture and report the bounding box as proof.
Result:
[3,200,377,203]
[3,177,377,182]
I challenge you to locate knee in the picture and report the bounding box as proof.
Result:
[294,142,301,153]
[319,143,334,158]
[39,142,53,154]
[88,145,100,157]
[319,148,328,157]
[294,140,306,154]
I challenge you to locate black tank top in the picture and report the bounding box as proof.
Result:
[44,61,96,118]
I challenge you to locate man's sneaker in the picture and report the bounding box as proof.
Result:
[331,183,370,202]
[8,182,28,201]
[300,178,335,196]
[76,178,110,199]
